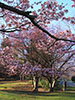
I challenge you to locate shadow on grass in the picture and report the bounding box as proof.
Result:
[0,90,75,97]
[0,90,57,96]
[66,89,75,91]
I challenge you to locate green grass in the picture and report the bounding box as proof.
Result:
[0,90,75,100]
[0,81,75,100]
[0,80,32,90]
[67,86,75,91]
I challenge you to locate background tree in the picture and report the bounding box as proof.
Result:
[10,27,74,92]
[71,76,75,83]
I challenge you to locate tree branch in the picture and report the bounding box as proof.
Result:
[59,53,75,70]
[0,2,75,42]
[0,29,20,32]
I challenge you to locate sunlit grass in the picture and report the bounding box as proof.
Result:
[0,80,32,90]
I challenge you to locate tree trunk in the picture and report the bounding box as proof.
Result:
[62,80,67,91]
[48,79,55,92]
[33,76,39,92]
[4,75,7,80]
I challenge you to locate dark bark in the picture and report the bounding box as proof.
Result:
[48,78,55,92]
[50,82,54,92]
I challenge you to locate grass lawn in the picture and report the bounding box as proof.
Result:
[0,80,75,100]
[67,86,75,91]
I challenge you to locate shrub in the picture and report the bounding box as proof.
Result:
[39,78,49,90]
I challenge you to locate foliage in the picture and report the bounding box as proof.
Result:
[39,78,49,90]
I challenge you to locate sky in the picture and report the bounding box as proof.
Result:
[1,0,75,17]
[29,0,75,17]
[29,0,75,33]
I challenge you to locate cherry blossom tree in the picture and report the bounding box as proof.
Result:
[6,26,74,92]
[24,38,75,92]
[0,0,75,42]
[0,0,75,92]
[0,47,15,79]
[0,38,21,80]
[0,27,75,92]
